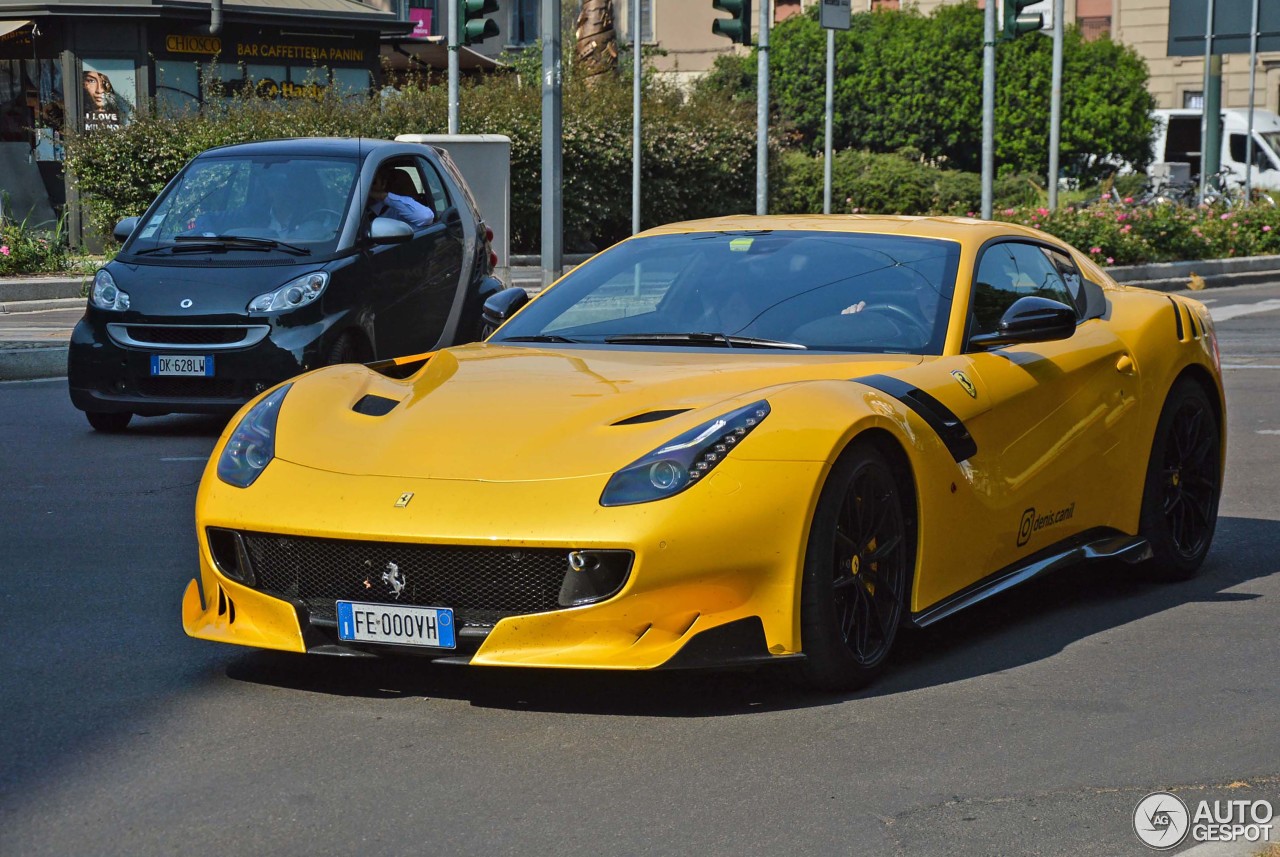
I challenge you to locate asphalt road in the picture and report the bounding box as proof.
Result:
[2,283,1278,857]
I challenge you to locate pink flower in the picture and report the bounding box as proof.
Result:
[0,245,9,256]
[966,211,976,218]
[1037,207,1049,216]
[1121,224,1132,233]
[1220,212,1232,220]
[1264,225,1272,232]
[1090,246,1102,254]
[1123,197,1134,204]
[1106,257,1115,264]
[1004,208,1016,215]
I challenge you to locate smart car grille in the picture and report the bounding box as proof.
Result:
[238,532,571,628]
[125,326,249,346]
[138,377,240,398]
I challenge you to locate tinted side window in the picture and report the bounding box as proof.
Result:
[418,158,452,215]
[970,242,1078,337]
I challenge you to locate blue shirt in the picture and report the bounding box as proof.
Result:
[372,193,435,230]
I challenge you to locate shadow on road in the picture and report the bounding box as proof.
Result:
[223,515,1280,716]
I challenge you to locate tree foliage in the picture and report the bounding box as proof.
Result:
[699,2,1156,181]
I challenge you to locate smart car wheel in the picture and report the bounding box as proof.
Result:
[800,442,909,692]
[324,332,358,366]
[86,411,132,433]
[1138,378,1221,581]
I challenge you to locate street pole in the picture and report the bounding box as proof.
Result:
[1048,0,1063,209]
[1200,0,1216,203]
[1245,0,1261,205]
[824,27,834,214]
[448,0,459,135]
[541,0,562,288]
[757,0,770,215]
[632,0,642,234]
[981,0,995,219]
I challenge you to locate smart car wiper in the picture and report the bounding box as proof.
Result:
[604,332,807,350]
[174,234,311,255]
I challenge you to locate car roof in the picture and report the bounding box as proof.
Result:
[195,137,415,161]
[636,214,1054,247]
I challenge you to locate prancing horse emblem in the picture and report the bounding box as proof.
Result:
[382,561,406,599]
[395,492,414,508]
[951,370,978,399]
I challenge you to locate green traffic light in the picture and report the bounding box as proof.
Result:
[459,0,500,46]
[711,0,751,46]
[1001,0,1043,40]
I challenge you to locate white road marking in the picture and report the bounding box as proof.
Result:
[1258,430,1280,435]
[1209,298,1280,322]
[1222,364,1280,369]
[161,457,208,462]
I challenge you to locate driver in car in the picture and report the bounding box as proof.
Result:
[367,168,434,230]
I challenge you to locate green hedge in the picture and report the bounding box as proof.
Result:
[64,71,758,253]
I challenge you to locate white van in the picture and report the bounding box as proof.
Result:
[1151,108,1280,190]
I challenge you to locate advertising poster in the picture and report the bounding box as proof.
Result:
[81,59,135,131]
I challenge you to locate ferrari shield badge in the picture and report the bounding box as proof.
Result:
[951,370,978,399]
[395,492,414,508]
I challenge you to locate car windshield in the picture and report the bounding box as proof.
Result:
[493,231,961,354]
[124,155,360,258]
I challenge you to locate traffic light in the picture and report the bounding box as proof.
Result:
[1001,0,1043,40]
[711,0,751,46]
[458,0,499,46]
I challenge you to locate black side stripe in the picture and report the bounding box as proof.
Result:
[852,374,978,463]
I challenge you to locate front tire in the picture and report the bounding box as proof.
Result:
[800,442,911,692]
[86,411,131,433]
[1138,378,1222,581]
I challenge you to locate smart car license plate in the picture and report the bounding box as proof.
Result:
[150,354,213,376]
[336,601,456,649]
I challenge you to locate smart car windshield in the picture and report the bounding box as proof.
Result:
[124,155,360,258]
[493,231,961,354]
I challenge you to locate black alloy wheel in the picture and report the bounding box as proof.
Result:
[801,442,911,692]
[86,410,132,433]
[1139,378,1221,581]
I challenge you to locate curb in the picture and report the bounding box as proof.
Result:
[0,275,88,303]
[0,297,85,313]
[0,344,67,382]
[1106,255,1280,292]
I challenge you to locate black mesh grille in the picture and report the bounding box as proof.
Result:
[138,377,240,398]
[239,532,583,628]
[126,326,249,345]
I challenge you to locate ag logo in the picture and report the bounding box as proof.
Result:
[1017,508,1035,547]
[951,370,977,399]
[1133,791,1190,850]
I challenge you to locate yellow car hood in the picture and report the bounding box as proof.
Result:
[274,343,921,481]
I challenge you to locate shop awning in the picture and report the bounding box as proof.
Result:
[382,38,504,73]
[0,20,33,39]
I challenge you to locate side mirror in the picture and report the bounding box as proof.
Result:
[970,296,1077,348]
[369,216,414,245]
[482,287,530,336]
[113,216,140,243]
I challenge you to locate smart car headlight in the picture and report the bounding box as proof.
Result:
[217,384,291,488]
[248,271,328,313]
[600,400,771,506]
[90,269,130,311]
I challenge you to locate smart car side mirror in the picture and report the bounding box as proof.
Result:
[482,287,530,334]
[369,217,413,245]
[970,296,1078,348]
[113,216,140,243]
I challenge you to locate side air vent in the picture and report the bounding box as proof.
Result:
[1188,309,1201,339]
[612,408,692,426]
[1170,298,1184,340]
[352,394,400,416]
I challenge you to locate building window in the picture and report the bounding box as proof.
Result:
[618,0,654,45]
[1184,91,1205,110]
[1077,15,1111,40]
[510,0,540,46]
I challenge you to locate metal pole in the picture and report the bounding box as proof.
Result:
[1245,0,1261,205]
[981,0,995,220]
[1200,0,1215,202]
[757,0,770,215]
[448,0,460,135]
[632,0,642,234]
[1048,0,1063,210]
[824,27,834,214]
[541,0,562,288]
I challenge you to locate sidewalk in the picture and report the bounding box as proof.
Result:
[3,255,1278,382]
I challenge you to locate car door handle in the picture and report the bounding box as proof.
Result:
[1115,353,1135,375]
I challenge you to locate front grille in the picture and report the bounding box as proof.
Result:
[126,326,249,346]
[138,377,240,398]
[239,532,574,628]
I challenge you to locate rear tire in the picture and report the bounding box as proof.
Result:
[1138,378,1222,581]
[324,332,358,366]
[800,442,911,692]
[86,411,132,433]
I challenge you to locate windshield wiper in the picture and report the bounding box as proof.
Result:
[604,332,807,350]
[498,334,584,343]
[174,234,311,255]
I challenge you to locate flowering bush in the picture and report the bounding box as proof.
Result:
[991,202,1280,266]
[0,213,76,276]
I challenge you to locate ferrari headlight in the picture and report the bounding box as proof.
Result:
[248,271,328,313]
[90,269,130,311]
[217,384,291,488]
[600,400,771,506]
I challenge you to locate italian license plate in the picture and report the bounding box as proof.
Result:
[336,601,456,649]
[150,354,213,376]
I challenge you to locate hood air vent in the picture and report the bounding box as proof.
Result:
[612,408,692,426]
[352,394,400,416]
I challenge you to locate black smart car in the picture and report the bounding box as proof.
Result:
[69,137,502,431]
